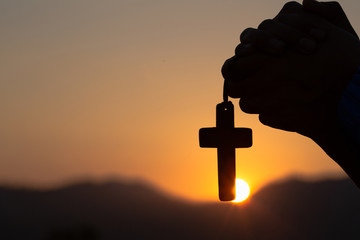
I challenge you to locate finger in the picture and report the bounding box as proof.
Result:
[234,43,256,57]
[275,12,315,31]
[228,79,272,99]
[227,70,298,99]
[222,58,258,88]
[302,0,359,39]
[258,107,317,134]
[240,96,280,114]
[276,1,303,16]
[240,27,285,55]
[259,112,299,132]
[222,53,269,84]
[258,19,319,54]
[307,28,327,41]
[275,12,330,41]
[222,56,238,81]
[238,85,312,114]
[227,75,271,99]
[240,97,287,115]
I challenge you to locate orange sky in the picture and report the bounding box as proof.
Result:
[1,0,358,201]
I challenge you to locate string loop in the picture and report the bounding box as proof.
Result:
[223,80,228,102]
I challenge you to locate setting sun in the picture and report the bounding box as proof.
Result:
[233,179,250,203]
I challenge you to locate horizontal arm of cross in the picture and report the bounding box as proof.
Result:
[199,127,252,148]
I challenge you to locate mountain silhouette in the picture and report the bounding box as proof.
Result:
[0,178,359,240]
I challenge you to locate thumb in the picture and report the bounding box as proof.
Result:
[302,0,358,39]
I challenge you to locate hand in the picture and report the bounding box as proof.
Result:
[221,1,360,187]
[222,2,360,137]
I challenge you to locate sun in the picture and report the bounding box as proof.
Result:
[233,179,250,203]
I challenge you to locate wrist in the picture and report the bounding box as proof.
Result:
[338,67,360,147]
[310,117,360,188]
[310,67,360,187]
[301,68,360,188]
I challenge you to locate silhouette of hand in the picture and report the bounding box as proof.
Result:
[223,9,360,134]
[222,1,360,186]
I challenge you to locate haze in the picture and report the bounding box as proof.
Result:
[1,0,359,201]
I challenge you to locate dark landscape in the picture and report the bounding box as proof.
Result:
[1,177,359,240]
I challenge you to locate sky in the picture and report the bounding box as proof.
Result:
[1,0,360,201]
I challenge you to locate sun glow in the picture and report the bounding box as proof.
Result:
[233,179,250,203]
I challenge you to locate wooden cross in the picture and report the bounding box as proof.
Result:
[199,101,252,201]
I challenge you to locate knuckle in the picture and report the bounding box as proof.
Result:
[227,81,243,98]
[221,58,233,79]
[275,13,291,23]
[239,98,258,113]
[227,88,240,98]
[234,44,242,55]
[221,57,235,77]
[328,1,341,9]
[282,1,302,11]
[258,114,273,127]
[258,19,273,30]
[235,43,256,57]
[240,28,256,42]
[221,56,244,80]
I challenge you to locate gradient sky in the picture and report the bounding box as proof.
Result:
[1,0,359,201]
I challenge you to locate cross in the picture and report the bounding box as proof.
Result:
[199,101,252,201]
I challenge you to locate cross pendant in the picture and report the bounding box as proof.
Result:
[199,101,252,201]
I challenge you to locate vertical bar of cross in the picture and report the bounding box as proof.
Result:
[216,102,236,201]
